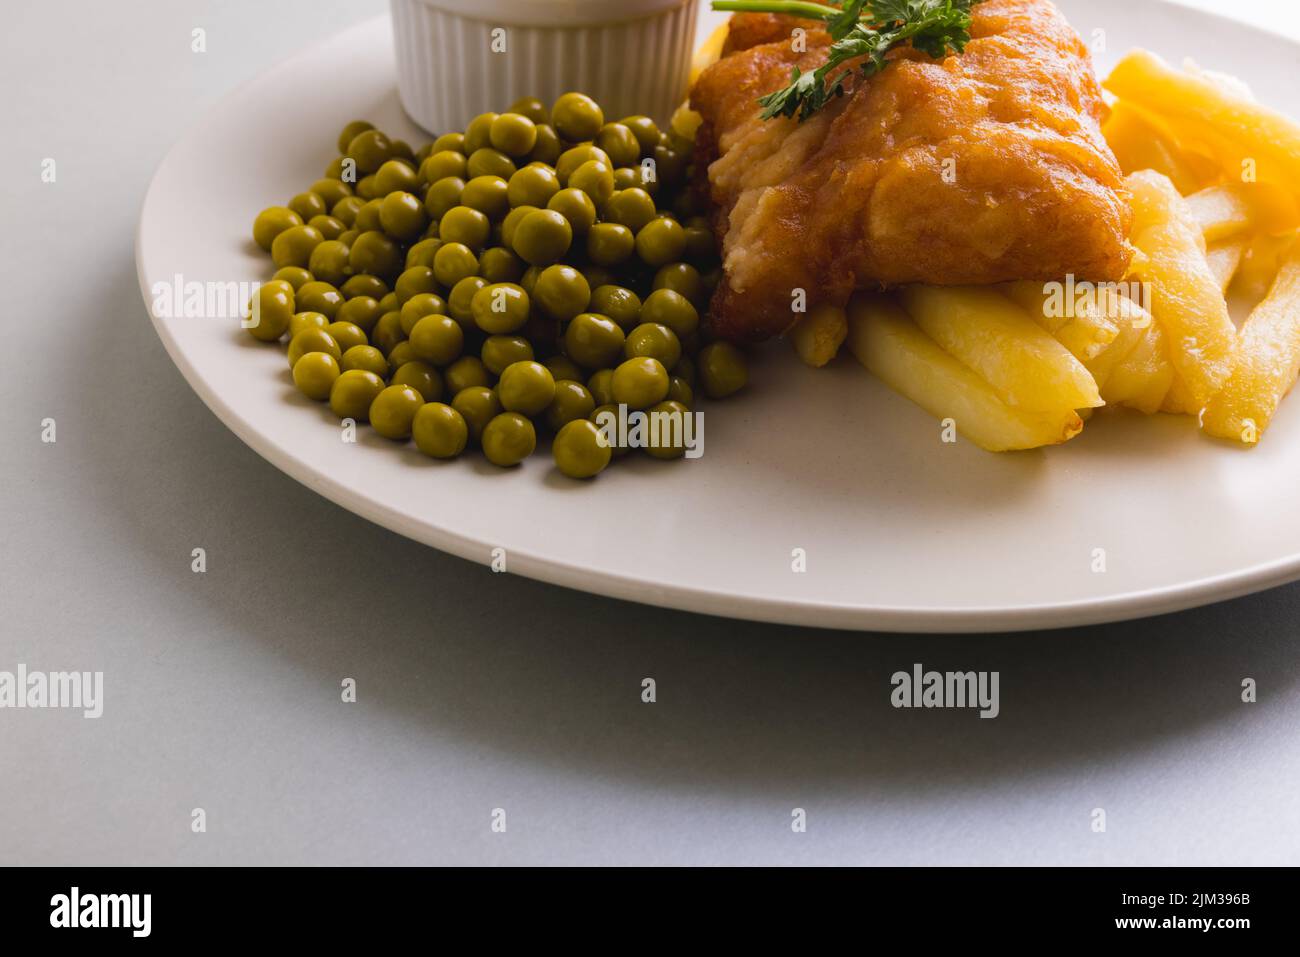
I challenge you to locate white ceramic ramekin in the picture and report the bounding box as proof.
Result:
[390,0,699,134]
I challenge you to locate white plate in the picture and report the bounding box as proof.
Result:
[137,1,1300,633]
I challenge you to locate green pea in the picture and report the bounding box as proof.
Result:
[509,97,550,125]
[489,113,539,157]
[341,344,389,378]
[425,176,467,220]
[463,112,499,154]
[643,400,691,459]
[619,115,661,154]
[271,265,312,291]
[556,144,611,185]
[589,285,642,330]
[296,281,343,319]
[406,238,443,270]
[346,129,394,174]
[551,92,604,142]
[445,356,491,395]
[440,205,491,251]
[452,385,502,444]
[683,218,716,262]
[585,222,634,266]
[312,177,354,209]
[420,150,468,184]
[595,123,641,167]
[652,263,706,307]
[512,209,572,266]
[371,310,405,356]
[379,191,428,241]
[337,119,375,154]
[355,175,381,200]
[330,369,386,420]
[271,224,324,269]
[393,265,437,305]
[288,191,327,222]
[471,282,530,334]
[331,196,365,228]
[624,322,681,369]
[611,356,669,410]
[467,147,516,181]
[409,313,465,366]
[354,198,384,232]
[587,368,615,406]
[568,160,615,205]
[552,418,611,478]
[341,274,389,301]
[287,327,342,368]
[481,412,537,466]
[668,375,694,406]
[697,342,749,399]
[324,155,346,180]
[635,217,687,268]
[532,264,590,321]
[307,214,345,241]
[461,175,511,220]
[325,320,368,352]
[391,360,443,402]
[292,351,340,401]
[369,383,425,439]
[604,188,656,233]
[348,230,403,278]
[396,293,444,335]
[497,360,556,416]
[337,295,382,333]
[479,246,525,283]
[546,188,596,236]
[412,402,469,459]
[564,313,625,368]
[545,380,597,432]
[529,124,563,165]
[589,403,630,457]
[433,242,480,287]
[288,310,329,339]
[388,341,417,369]
[308,240,352,286]
[542,355,584,384]
[507,165,560,208]
[448,276,489,328]
[481,334,534,376]
[373,159,420,196]
[433,132,466,154]
[640,287,699,339]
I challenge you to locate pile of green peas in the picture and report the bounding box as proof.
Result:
[248,92,749,479]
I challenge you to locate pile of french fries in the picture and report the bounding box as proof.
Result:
[793,49,1300,451]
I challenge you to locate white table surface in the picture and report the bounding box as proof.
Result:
[3,0,1299,866]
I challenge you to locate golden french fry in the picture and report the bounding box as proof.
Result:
[1001,279,1120,361]
[1105,51,1300,203]
[1126,170,1237,407]
[1102,100,1216,195]
[899,285,1102,412]
[1230,231,1299,303]
[1202,245,1300,442]
[670,102,702,142]
[1185,185,1255,241]
[1205,238,1248,293]
[789,303,847,368]
[690,22,729,86]
[1102,314,1176,415]
[846,294,1084,452]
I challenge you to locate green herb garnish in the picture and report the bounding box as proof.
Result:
[711,0,978,121]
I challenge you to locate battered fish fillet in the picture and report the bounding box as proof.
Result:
[691,0,1133,343]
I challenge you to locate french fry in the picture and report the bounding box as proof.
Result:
[1185,185,1254,242]
[690,21,729,86]
[1202,244,1300,443]
[1230,231,1298,303]
[1206,238,1248,293]
[1105,51,1300,204]
[1001,279,1119,361]
[846,294,1084,452]
[789,303,847,368]
[1102,100,1216,195]
[1102,311,1176,415]
[1126,170,1237,407]
[899,285,1102,412]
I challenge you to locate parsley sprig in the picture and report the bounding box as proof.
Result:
[711,1,978,121]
